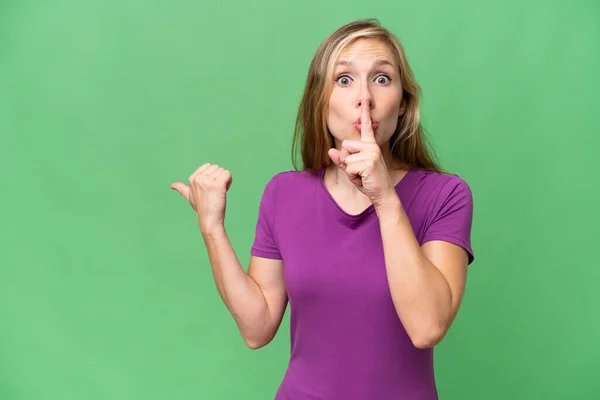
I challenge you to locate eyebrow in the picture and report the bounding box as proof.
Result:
[335,59,395,68]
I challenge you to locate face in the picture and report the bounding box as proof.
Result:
[326,38,405,147]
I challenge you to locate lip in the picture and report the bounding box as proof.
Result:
[354,121,379,131]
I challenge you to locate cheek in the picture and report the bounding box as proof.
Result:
[327,95,344,117]
[381,99,403,123]
[377,100,402,138]
[326,106,346,132]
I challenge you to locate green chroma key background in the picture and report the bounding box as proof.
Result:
[1,0,598,399]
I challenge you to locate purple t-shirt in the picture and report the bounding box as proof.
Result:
[250,167,474,400]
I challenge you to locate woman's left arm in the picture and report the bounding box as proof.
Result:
[375,194,469,349]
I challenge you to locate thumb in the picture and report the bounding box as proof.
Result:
[170,182,190,200]
[328,148,341,166]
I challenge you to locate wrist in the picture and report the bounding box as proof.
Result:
[374,190,401,216]
[200,221,226,238]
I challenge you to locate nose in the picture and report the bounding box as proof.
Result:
[357,97,373,109]
[356,84,373,110]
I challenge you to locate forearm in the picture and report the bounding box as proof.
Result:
[200,225,272,344]
[375,195,452,348]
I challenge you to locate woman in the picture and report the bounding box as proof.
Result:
[171,19,474,400]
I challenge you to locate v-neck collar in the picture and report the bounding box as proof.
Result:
[317,167,418,222]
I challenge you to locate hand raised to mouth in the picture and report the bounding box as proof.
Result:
[328,100,396,208]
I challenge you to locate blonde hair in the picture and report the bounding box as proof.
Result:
[291,18,444,173]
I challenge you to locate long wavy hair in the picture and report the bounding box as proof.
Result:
[291,19,444,174]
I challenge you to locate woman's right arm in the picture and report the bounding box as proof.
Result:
[171,163,287,349]
[202,227,287,349]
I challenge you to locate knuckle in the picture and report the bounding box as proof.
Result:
[194,176,206,187]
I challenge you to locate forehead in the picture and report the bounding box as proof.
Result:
[336,38,395,65]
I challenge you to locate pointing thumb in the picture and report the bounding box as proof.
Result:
[170,182,190,200]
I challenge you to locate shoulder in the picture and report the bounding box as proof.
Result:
[406,169,474,228]
[255,169,320,222]
[274,169,319,184]
[412,170,475,263]
[260,169,321,194]
[411,169,473,204]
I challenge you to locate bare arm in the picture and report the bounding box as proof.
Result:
[375,195,468,349]
[202,226,288,349]
[171,163,287,349]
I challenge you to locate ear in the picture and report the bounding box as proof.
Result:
[398,99,407,117]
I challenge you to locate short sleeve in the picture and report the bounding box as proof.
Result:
[250,174,282,260]
[422,176,475,265]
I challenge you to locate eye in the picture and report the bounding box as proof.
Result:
[335,75,352,86]
[334,74,391,86]
[376,74,391,84]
